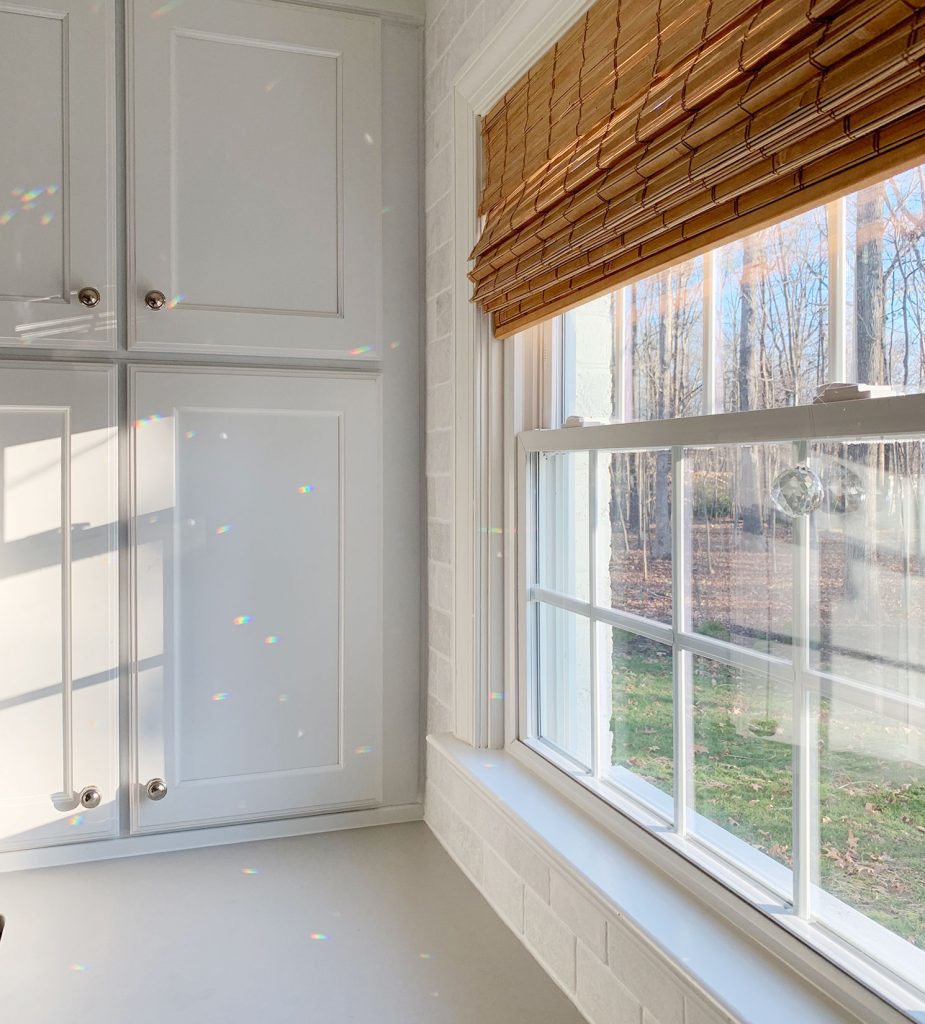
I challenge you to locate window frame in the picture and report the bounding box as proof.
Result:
[449,4,922,1020]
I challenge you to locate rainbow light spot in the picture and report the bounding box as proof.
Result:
[349,345,373,356]
[389,340,401,350]
[419,953,432,960]
[21,201,38,211]
[211,692,230,702]
[69,964,88,972]
[68,814,84,826]
[135,413,164,428]
[11,188,23,197]
[264,635,279,645]
[185,430,196,440]
[241,867,259,876]
[21,189,43,202]
[354,745,372,755]
[297,484,314,494]
[40,212,54,225]
[0,210,15,226]
[233,615,252,625]
[46,184,59,195]
[166,293,185,310]
[278,694,288,702]
[151,0,183,17]
[309,933,328,941]
[489,691,504,701]
[215,524,232,535]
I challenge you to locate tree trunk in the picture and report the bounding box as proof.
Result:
[738,235,764,535]
[855,182,886,385]
[654,272,672,559]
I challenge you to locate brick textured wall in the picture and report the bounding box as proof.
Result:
[426,742,742,1024]
[424,0,512,734]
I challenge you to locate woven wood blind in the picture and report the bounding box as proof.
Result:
[470,0,925,338]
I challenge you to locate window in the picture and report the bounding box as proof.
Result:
[520,164,925,1014]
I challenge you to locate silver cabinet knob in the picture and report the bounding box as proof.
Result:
[145,778,167,801]
[79,785,101,809]
[144,290,167,310]
[77,287,101,308]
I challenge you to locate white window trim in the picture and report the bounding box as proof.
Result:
[450,0,596,747]
[445,3,917,1023]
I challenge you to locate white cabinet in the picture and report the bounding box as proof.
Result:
[0,1,417,859]
[130,367,382,833]
[127,0,382,359]
[0,0,116,349]
[0,365,119,851]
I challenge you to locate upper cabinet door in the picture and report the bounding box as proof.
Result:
[128,0,382,360]
[0,1,116,349]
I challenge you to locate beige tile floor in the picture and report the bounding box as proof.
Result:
[0,821,586,1023]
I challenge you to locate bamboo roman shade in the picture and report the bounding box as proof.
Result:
[470,0,925,337]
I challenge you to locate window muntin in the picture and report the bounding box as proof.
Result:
[522,160,925,1017]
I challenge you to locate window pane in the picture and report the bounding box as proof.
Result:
[537,451,590,601]
[607,628,673,808]
[692,657,794,894]
[846,167,925,393]
[814,692,925,961]
[810,440,925,697]
[597,450,672,624]
[563,293,616,423]
[719,208,828,411]
[536,604,592,769]
[629,258,703,421]
[687,444,795,657]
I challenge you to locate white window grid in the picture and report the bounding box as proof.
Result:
[516,394,925,1001]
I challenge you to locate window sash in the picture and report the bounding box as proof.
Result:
[517,392,925,1003]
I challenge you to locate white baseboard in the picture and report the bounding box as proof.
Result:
[0,803,423,874]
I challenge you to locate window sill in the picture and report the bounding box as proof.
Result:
[427,733,919,1024]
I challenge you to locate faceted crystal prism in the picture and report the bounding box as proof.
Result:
[770,464,824,517]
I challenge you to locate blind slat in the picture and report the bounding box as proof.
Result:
[470,0,925,337]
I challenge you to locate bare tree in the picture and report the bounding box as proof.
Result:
[738,234,764,535]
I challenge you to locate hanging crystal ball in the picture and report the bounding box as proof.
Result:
[770,464,824,517]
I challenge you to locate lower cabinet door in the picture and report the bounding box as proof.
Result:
[129,367,382,833]
[0,364,119,851]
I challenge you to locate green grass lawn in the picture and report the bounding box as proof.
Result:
[610,632,925,947]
